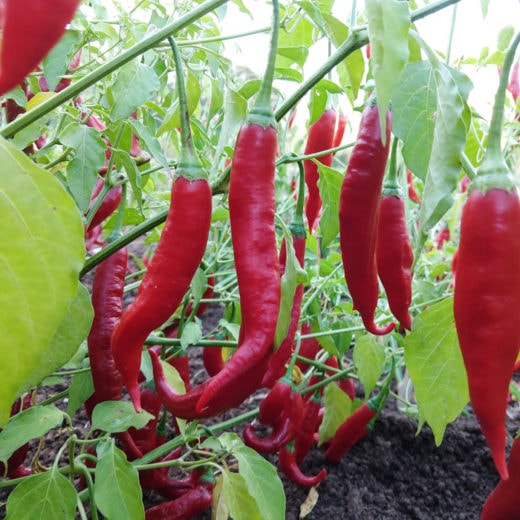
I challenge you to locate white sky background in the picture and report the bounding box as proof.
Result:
[220,0,520,119]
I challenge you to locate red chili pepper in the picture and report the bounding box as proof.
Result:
[258,380,292,427]
[507,61,520,102]
[294,322,321,373]
[304,108,337,233]
[144,482,214,520]
[406,170,421,204]
[202,346,225,377]
[294,394,322,465]
[459,174,470,193]
[0,0,82,95]
[339,98,395,335]
[39,50,82,93]
[454,187,520,479]
[111,41,212,412]
[86,177,123,232]
[434,225,450,250]
[376,148,413,331]
[481,436,520,519]
[514,359,520,373]
[333,112,347,149]
[279,443,327,487]
[128,387,162,455]
[243,391,304,454]
[87,248,127,407]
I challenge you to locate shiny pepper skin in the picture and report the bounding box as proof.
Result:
[454,187,520,480]
[304,109,338,233]
[376,194,413,331]
[111,176,212,412]
[339,101,395,335]
[0,0,82,96]
[481,436,520,519]
[196,123,280,414]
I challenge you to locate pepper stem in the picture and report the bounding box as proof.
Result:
[168,36,206,180]
[382,138,400,196]
[248,0,280,126]
[478,30,520,178]
[290,160,306,238]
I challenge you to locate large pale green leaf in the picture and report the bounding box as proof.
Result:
[404,297,469,445]
[366,0,411,137]
[417,44,472,235]
[392,61,437,181]
[110,61,160,121]
[0,137,84,426]
[60,122,107,212]
[317,162,343,248]
[235,446,286,520]
[94,440,144,520]
[0,405,64,461]
[353,334,386,398]
[19,283,93,396]
[318,382,352,444]
[5,466,77,520]
[222,469,263,520]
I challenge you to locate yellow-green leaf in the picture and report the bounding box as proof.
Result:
[404,297,469,445]
[0,137,84,426]
[353,333,386,398]
[318,382,352,444]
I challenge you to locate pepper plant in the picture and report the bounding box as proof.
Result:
[0,0,519,519]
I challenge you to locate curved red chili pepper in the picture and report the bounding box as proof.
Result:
[454,186,520,480]
[294,395,321,465]
[243,391,303,454]
[376,193,413,331]
[481,436,520,519]
[304,108,337,233]
[87,248,127,407]
[196,122,280,414]
[144,482,214,520]
[258,380,292,427]
[111,177,212,412]
[279,444,327,487]
[202,347,225,377]
[339,98,395,335]
[0,0,82,96]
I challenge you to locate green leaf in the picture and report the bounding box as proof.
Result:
[20,283,93,396]
[317,163,343,248]
[311,321,337,357]
[392,61,437,181]
[114,149,141,209]
[353,334,386,398]
[128,118,170,174]
[418,61,471,235]
[340,49,365,103]
[180,321,202,350]
[68,369,94,417]
[91,401,154,434]
[480,0,489,17]
[234,446,286,520]
[5,466,77,520]
[0,406,64,461]
[209,78,224,121]
[404,297,469,445]
[0,137,84,426]
[94,440,144,520]
[222,469,263,520]
[110,61,160,121]
[60,122,107,212]
[277,46,309,68]
[318,382,352,444]
[366,0,411,137]
[42,30,82,91]
[212,87,247,176]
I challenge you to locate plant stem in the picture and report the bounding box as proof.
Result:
[445,3,458,64]
[0,0,230,139]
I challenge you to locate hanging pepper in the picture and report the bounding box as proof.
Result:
[0,0,82,96]
[304,108,338,234]
[481,436,520,520]
[258,379,292,427]
[339,97,395,335]
[195,0,281,415]
[279,443,327,487]
[294,393,322,465]
[111,38,212,412]
[376,139,413,331]
[454,33,520,480]
[87,247,127,407]
[325,369,392,463]
[243,389,304,454]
